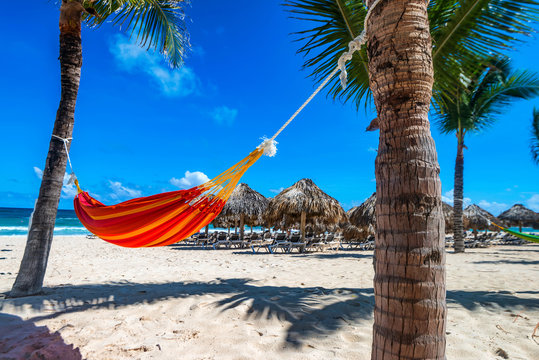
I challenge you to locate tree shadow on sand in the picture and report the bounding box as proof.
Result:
[1,278,374,347]
[2,279,537,348]
[0,313,82,359]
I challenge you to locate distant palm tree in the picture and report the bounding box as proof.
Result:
[434,57,539,253]
[532,108,539,164]
[285,0,539,358]
[10,0,190,297]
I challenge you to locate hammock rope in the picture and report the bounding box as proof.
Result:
[62,0,382,248]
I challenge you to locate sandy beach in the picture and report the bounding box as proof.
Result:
[0,235,538,359]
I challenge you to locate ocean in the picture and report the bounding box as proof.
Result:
[0,207,88,236]
[0,207,535,237]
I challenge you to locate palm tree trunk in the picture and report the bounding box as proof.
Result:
[453,140,465,253]
[367,0,446,358]
[10,1,84,297]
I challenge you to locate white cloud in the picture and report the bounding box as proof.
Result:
[442,189,471,206]
[108,181,142,200]
[33,166,43,179]
[477,200,508,215]
[110,35,199,97]
[33,166,78,199]
[526,194,539,211]
[170,171,210,189]
[367,147,377,153]
[211,106,238,126]
[269,187,284,194]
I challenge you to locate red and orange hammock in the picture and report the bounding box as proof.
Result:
[73,144,268,248]
[67,11,377,248]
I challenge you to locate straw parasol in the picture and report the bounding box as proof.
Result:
[214,183,268,239]
[347,193,455,235]
[442,202,454,233]
[347,193,376,234]
[463,204,499,231]
[498,204,539,232]
[265,178,346,240]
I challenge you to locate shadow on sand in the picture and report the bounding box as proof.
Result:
[1,278,374,347]
[0,313,82,359]
[2,278,538,348]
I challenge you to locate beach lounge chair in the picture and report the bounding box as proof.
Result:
[229,234,243,248]
[250,232,274,253]
[268,233,291,253]
[212,233,230,249]
[287,233,306,253]
[242,233,259,248]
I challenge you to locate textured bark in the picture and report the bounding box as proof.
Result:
[367,0,446,358]
[453,139,465,253]
[10,1,83,297]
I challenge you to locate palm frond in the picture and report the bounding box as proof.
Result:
[433,57,539,135]
[285,0,370,108]
[286,0,539,109]
[83,0,190,68]
[531,108,539,164]
[431,0,539,100]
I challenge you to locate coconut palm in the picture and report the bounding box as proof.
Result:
[10,0,190,298]
[531,108,539,164]
[285,1,539,357]
[285,0,539,109]
[434,57,539,253]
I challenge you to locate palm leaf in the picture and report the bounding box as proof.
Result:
[531,108,539,164]
[285,0,539,108]
[83,0,190,68]
[432,0,539,102]
[285,0,370,108]
[433,56,539,135]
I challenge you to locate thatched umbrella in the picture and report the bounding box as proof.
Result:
[214,183,268,239]
[499,204,539,232]
[347,193,376,234]
[348,193,455,235]
[463,204,499,232]
[265,178,346,241]
[442,202,454,233]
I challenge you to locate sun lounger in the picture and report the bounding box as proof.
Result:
[268,233,291,253]
[287,234,306,253]
[250,232,274,253]
[212,233,230,249]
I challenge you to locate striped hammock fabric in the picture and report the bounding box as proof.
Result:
[491,222,539,244]
[74,146,265,247]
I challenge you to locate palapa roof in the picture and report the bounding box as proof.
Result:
[442,202,454,232]
[463,204,499,230]
[214,183,268,227]
[498,204,538,224]
[265,178,346,227]
[347,192,376,229]
[347,193,455,234]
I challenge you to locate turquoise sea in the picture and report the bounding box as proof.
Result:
[0,207,536,237]
[0,207,88,236]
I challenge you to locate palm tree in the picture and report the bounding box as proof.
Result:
[10,0,190,297]
[285,0,539,358]
[531,108,539,164]
[434,57,539,253]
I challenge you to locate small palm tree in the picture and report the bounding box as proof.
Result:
[531,108,539,164]
[10,0,190,297]
[434,57,539,253]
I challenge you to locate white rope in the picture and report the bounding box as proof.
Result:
[52,134,77,184]
[264,0,383,150]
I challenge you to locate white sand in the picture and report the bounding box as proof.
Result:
[1,236,538,359]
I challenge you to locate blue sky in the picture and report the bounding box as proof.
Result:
[0,1,538,215]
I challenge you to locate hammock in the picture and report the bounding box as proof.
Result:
[73,146,267,247]
[490,222,539,244]
[60,1,382,248]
